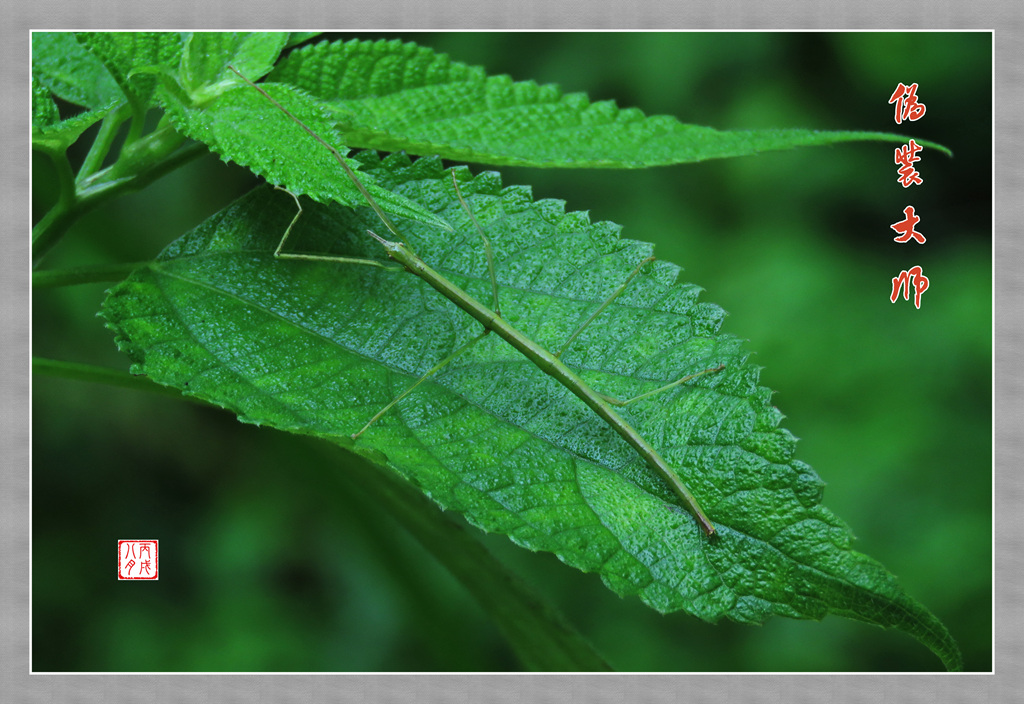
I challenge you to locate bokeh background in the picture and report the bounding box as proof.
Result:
[32,32,991,672]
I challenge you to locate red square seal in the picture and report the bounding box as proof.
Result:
[118,540,159,580]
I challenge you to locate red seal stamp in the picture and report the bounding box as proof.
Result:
[118,540,159,580]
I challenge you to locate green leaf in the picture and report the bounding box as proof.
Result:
[101,154,961,671]
[32,106,114,155]
[157,80,452,232]
[31,32,123,110]
[180,31,289,99]
[32,74,60,128]
[32,74,115,155]
[74,31,184,109]
[270,38,952,167]
[286,32,322,48]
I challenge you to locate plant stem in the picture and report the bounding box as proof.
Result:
[76,104,130,182]
[48,149,78,209]
[32,262,149,288]
[32,357,189,400]
[32,139,206,268]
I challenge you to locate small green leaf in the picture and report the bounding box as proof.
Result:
[102,154,961,671]
[286,32,322,48]
[32,106,114,155]
[270,38,951,167]
[31,74,116,155]
[32,32,123,109]
[32,74,60,128]
[180,31,289,100]
[75,31,184,109]
[157,81,451,232]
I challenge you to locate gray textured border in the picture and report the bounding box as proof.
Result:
[11,3,1018,702]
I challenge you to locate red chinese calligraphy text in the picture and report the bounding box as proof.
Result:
[888,82,927,124]
[891,266,929,309]
[891,205,926,244]
[894,139,924,187]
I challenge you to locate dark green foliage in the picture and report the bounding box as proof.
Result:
[32,31,990,672]
[102,155,959,669]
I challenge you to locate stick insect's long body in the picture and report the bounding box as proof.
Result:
[227,66,717,536]
[373,235,717,536]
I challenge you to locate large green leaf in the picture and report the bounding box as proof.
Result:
[101,153,961,671]
[269,38,952,167]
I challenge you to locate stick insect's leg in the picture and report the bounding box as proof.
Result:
[451,171,501,317]
[552,252,726,405]
[272,187,401,271]
[599,363,727,407]
[351,331,490,440]
[555,255,656,359]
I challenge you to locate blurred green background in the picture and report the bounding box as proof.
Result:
[32,32,991,672]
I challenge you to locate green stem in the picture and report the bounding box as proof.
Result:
[77,104,131,182]
[124,104,146,145]
[49,149,78,209]
[32,357,189,401]
[33,261,149,288]
[31,199,78,261]
[32,138,206,268]
[31,149,80,262]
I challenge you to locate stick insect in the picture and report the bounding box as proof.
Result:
[229,67,725,537]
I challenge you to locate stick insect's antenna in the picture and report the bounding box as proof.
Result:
[227,65,409,248]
